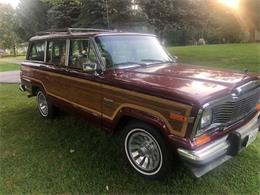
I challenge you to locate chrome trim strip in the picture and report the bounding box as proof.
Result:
[91,37,105,71]
[19,84,25,92]
[236,80,260,95]
[65,39,70,66]
[22,77,31,82]
[191,109,203,139]
[44,40,47,63]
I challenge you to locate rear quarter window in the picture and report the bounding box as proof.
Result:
[28,41,45,61]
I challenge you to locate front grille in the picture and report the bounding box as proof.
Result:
[212,92,259,124]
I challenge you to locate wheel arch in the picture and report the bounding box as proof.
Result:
[112,106,172,143]
[31,81,46,96]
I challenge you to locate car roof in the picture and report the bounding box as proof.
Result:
[29,28,156,42]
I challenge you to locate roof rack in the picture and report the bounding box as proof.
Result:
[35,28,113,36]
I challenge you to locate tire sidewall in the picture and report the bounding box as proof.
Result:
[36,90,54,118]
[122,121,173,180]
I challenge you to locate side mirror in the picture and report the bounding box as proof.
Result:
[82,62,97,72]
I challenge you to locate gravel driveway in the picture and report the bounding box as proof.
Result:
[0,71,20,83]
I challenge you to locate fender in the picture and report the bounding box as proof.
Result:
[105,105,177,138]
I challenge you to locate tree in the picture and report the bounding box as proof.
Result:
[0,3,18,56]
[138,0,244,44]
[137,0,203,37]
[78,0,133,29]
[240,0,260,41]
[15,0,50,41]
[46,0,81,28]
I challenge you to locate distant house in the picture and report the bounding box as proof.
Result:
[241,30,260,42]
[0,49,5,57]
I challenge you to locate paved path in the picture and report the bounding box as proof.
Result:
[0,71,20,83]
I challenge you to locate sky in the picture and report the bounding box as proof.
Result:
[0,0,20,8]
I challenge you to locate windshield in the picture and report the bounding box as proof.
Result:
[95,35,173,69]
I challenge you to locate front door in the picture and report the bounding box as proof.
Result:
[46,38,103,121]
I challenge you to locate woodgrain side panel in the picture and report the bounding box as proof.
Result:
[21,65,192,137]
[100,86,191,136]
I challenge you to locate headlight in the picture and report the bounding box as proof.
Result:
[196,109,212,135]
[200,109,212,128]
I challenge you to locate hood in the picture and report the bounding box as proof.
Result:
[112,63,258,106]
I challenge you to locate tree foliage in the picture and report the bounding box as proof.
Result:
[78,0,133,29]
[138,0,257,44]
[0,0,258,47]
[15,0,50,40]
[138,0,206,36]
[46,0,80,28]
[0,3,17,55]
[240,0,260,41]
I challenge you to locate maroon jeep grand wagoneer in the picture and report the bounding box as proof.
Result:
[20,28,260,179]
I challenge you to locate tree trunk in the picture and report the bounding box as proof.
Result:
[13,45,16,57]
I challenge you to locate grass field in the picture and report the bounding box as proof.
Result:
[0,43,259,73]
[0,63,20,72]
[0,56,24,72]
[169,43,260,72]
[0,44,260,193]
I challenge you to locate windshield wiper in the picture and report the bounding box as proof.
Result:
[141,59,175,64]
[114,62,147,67]
[141,59,164,62]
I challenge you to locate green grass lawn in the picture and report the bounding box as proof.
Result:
[0,56,25,63]
[0,63,20,72]
[0,44,259,72]
[0,85,260,194]
[168,43,260,72]
[0,56,24,72]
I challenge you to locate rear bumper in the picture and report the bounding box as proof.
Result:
[177,111,260,177]
[19,84,26,92]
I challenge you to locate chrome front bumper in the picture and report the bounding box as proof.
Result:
[177,111,260,177]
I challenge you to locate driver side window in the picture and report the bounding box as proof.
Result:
[69,39,99,72]
[69,39,89,69]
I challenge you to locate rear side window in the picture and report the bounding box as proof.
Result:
[47,40,66,66]
[28,41,45,61]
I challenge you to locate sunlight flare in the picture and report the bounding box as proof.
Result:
[219,0,240,10]
[0,0,20,8]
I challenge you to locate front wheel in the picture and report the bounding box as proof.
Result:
[36,90,56,118]
[123,121,173,180]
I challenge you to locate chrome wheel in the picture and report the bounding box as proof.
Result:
[125,128,163,175]
[37,91,48,117]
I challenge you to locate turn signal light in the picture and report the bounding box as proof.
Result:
[256,103,260,111]
[194,134,211,146]
[169,113,187,122]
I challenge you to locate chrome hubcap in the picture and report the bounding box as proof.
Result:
[125,129,162,175]
[37,92,48,116]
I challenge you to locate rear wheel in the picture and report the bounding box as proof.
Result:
[123,121,173,180]
[36,90,56,118]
